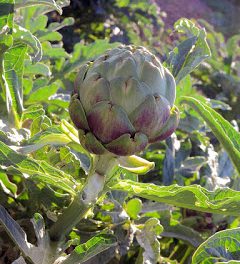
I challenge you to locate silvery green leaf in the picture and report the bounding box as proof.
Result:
[13,24,42,63]
[192,228,240,264]
[136,218,163,264]
[15,0,62,14]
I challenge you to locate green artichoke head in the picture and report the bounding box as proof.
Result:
[69,45,179,156]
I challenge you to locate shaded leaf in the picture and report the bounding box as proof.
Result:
[12,256,27,264]
[181,96,240,175]
[192,228,240,264]
[0,205,41,263]
[0,0,14,33]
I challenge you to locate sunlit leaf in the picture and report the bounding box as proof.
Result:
[13,24,42,63]
[61,234,117,264]
[22,104,45,121]
[0,171,17,195]
[125,198,142,219]
[15,0,62,15]
[0,141,77,194]
[1,43,27,128]
[24,61,51,76]
[26,81,59,104]
[110,179,240,216]
[167,18,211,84]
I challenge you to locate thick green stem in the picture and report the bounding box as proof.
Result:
[49,155,117,241]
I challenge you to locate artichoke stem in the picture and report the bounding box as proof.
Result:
[49,154,117,242]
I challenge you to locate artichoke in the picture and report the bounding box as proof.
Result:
[69,45,179,156]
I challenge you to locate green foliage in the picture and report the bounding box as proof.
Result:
[181,96,240,175]
[0,0,240,263]
[166,18,211,84]
[192,228,240,263]
[110,179,240,216]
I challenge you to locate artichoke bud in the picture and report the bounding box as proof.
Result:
[69,45,179,156]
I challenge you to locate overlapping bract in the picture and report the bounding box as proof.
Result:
[69,45,179,156]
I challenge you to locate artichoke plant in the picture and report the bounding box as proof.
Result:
[69,45,179,156]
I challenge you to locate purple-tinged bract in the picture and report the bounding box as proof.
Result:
[69,45,179,156]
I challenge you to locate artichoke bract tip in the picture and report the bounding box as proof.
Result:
[69,45,179,156]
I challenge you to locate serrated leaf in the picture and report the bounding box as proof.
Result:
[18,126,73,154]
[28,15,48,34]
[42,42,69,59]
[0,141,77,194]
[1,42,27,128]
[22,104,45,121]
[192,228,240,264]
[30,115,52,135]
[61,234,117,264]
[167,18,211,84]
[110,179,240,216]
[181,96,240,175]
[26,82,59,104]
[13,24,42,63]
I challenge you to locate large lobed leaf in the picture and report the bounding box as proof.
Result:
[167,18,211,84]
[192,227,240,264]
[110,179,240,216]
[181,96,240,175]
[0,141,77,194]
